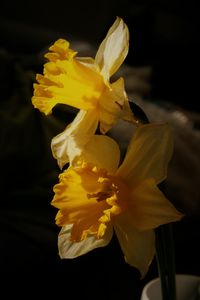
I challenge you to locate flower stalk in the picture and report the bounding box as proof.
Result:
[156,223,177,300]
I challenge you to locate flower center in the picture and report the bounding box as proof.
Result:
[82,165,129,214]
[87,182,117,202]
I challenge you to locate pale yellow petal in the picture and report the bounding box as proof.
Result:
[79,135,120,173]
[117,123,174,185]
[58,223,113,258]
[76,57,99,72]
[51,110,98,168]
[129,178,183,231]
[95,17,129,81]
[99,77,131,133]
[114,214,155,278]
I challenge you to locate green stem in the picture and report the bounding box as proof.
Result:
[156,226,169,300]
[155,224,177,300]
[162,224,177,300]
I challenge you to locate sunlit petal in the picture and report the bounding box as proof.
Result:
[58,224,113,258]
[117,123,174,185]
[52,164,122,242]
[52,167,109,241]
[114,214,155,278]
[51,110,98,168]
[99,77,133,133]
[95,17,129,81]
[45,39,77,61]
[76,57,99,72]
[32,39,104,114]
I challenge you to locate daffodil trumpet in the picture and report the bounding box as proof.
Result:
[51,123,183,278]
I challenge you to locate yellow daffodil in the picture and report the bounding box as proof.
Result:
[51,123,183,278]
[51,110,99,168]
[32,17,135,167]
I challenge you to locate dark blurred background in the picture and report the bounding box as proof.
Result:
[0,0,199,299]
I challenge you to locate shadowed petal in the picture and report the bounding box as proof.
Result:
[79,135,120,173]
[117,123,174,186]
[128,178,183,231]
[58,224,113,258]
[114,214,155,278]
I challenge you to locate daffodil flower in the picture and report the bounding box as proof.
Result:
[32,17,135,167]
[51,110,99,169]
[51,123,183,278]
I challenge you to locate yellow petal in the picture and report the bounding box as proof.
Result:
[114,214,155,278]
[117,123,174,185]
[32,40,104,115]
[128,178,183,231]
[52,167,109,241]
[51,109,98,168]
[76,57,99,72]
[99,77,130,133]
[52,164,121,242]
[95,17,129,81]
[45,39,77,61]
[79,135,120,173]
[58,223,113,258]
